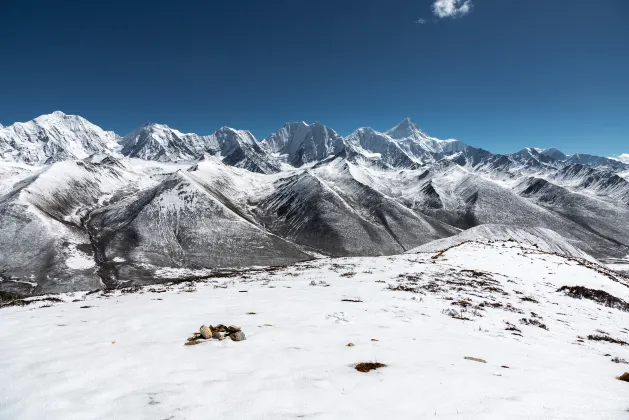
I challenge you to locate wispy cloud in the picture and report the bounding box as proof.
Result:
[611,153,629,164]
[432,0,473,18]
[415,18,427,24]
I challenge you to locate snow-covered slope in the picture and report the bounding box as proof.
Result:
[0,111,120,164]
[0,157,141,295]
[2,241,629,419]
[409,224,594,261]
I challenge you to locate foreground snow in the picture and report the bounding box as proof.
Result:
[1,242,629,419]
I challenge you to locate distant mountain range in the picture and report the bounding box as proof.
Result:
[1,111,628,296]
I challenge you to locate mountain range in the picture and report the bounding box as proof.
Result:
[1,111,628,296]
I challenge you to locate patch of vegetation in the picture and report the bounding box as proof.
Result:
[558,286,629,312]
[588,335,628,346]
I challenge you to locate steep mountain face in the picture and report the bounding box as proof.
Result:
[120,123,215,161]
[540,147,568,161]
[121,124,282,173]
[0,111,120,164]
[385,118,467,157]
[86,171,310,287]
[0,157,140,295]
[253,157,458,256]
[345,128,418,168]
[515,177,629,254]
[342,119,466,168]
[261,122,345,167]
[565,153,628,170]
[548,164,629,204]
[450,146,561,178]
[214,127,283,173]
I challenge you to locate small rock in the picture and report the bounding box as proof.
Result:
[618,372,629,382]
[346,343,355,347]
[230,331,246,341]
[199,325,213,339]
[501,365,510,369]
[371,338,379,342]
[227,325,241,333]
[212,324,227,333]
[184,340,203,346]
[464,356,487,363]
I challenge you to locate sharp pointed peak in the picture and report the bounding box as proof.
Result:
[396,117,418,129]
[386,118,426,139]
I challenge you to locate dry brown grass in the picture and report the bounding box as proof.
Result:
[464,356,487,363]
[588,335,628,346]
[355,362,386,372]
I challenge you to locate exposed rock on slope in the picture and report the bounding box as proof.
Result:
[121,124,282,173]
[261,122,345,167]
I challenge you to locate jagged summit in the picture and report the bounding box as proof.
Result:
[2,111,625,173]
[261,121,345,167]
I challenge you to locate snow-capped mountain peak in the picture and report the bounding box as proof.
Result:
[120,122,209,161]
[261,121,344,167]
[540,147,568,161]
[385,117,427,140]
[0,111,120,164]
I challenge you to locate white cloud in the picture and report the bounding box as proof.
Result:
[432,0,473,18]
[611,153,629,164]
[415,18,427,24]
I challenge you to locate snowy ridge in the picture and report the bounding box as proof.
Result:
[408,224,595,261]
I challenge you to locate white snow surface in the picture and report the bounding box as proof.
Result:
[409,224,596,261]
[2,241,629,419]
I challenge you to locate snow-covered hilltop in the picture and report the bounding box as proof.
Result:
[0,111,628,296]
[2,239,629,419]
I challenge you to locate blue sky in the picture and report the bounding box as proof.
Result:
[1,0,627,158]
